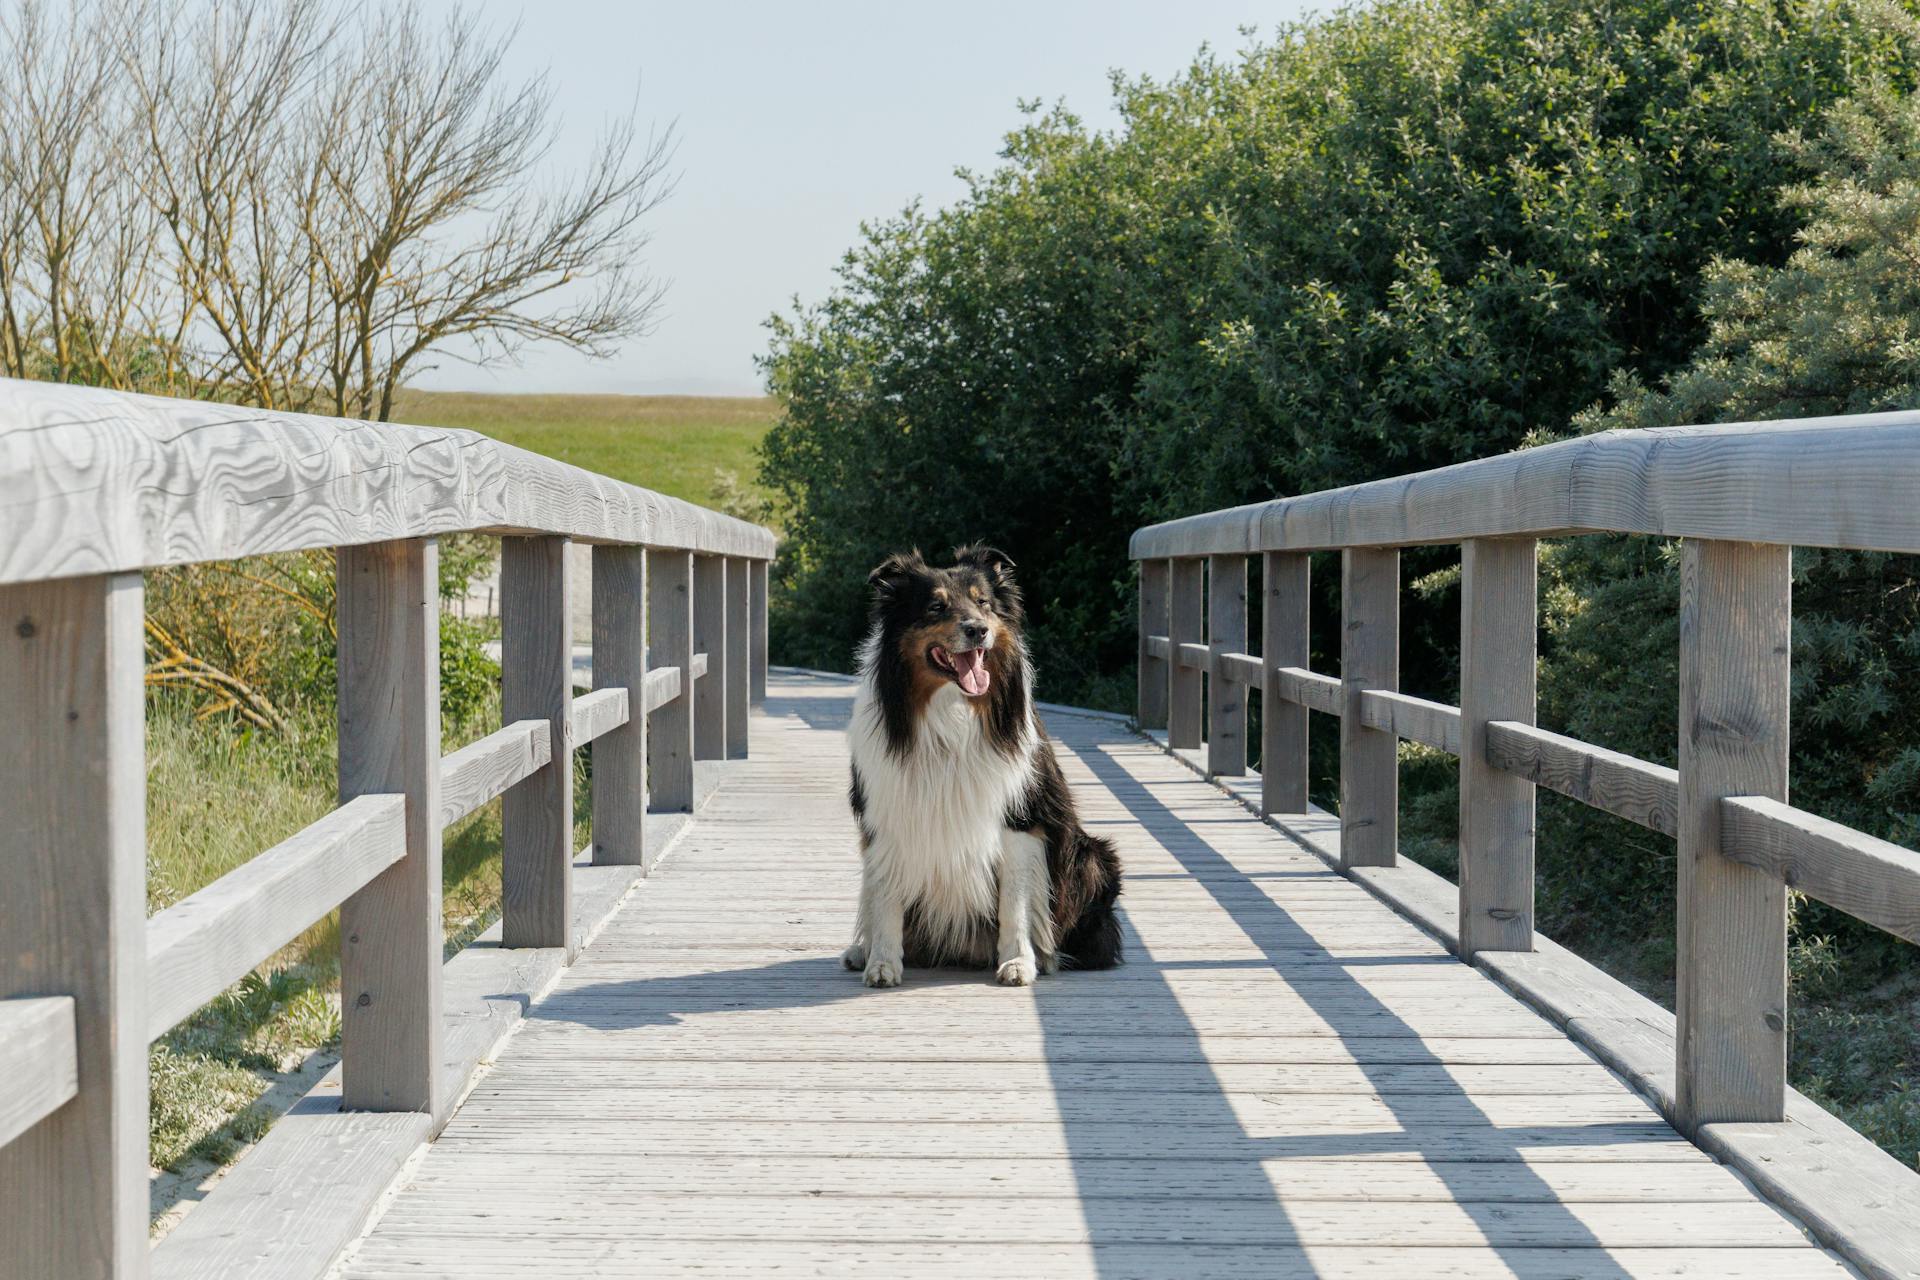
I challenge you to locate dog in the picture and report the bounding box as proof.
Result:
[840,544,1123,987]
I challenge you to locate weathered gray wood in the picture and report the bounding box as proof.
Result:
[1677,538,1790,1129]
[725,556,751,757]
[1177,641,1211,668]
[749,557,769,706]
[337,540,445,1122]
[439,720,552,826]
[1206,554,1249,777]
[1274,666,1343,717]
[501,535,574,955]
[690,652,709,682]
[591,544,647,867]
[1263,551,1310,814]
[1216,651,1264,685]
[1484,720,1678,836]
[0,378,775,587]
[1168,558,1204,750]
[692,555,728,761]
[1340,547,1399,869]
[1143,635,1171,660]
[147,795,406,1039]
[1357,690,1462,755]
[0,997,76,1152]
[0,573,147,1279]
[568,687,629,746]
[642,667,682,715]
[1137,558,1170,730]
[647,550,694,812]
[1721,796,1920,944]
[1459,537,1538,958]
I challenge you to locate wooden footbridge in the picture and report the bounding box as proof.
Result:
[3,381,1919,1279]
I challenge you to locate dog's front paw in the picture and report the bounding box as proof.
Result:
[863,957,903,988]
[996,957,1037,987]
[841,942,867,971]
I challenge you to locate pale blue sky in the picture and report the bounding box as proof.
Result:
[411,1,1312,397]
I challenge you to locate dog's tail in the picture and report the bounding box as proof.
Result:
[1055,831,1124,970]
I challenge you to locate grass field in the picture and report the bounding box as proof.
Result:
[390,389,778,509]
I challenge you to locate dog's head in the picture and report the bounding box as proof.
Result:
[868,544,1022,700]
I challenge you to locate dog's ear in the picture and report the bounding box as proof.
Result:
[868,550,925,605]
[952,543,1016,589]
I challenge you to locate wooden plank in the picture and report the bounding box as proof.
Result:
[692,554,728,760]
[1143,634,1171,660]
[1177,640,1211,669]
[1677,539,1790,1128]
[0,572,147,1278]
[1138,559,1170,729]
[502,535,574,954]
[1207,554,1249,776]
[147,795,406,1039]
[337,539,445,1120]
[1216,651,1264,685]
[0,997,77,1151]
[1458,536,1537,958]
[1274,665,1342,716]
[1721,796,1920,944]
[591,544,647,867]
[646,550,694,811]
[1263,552,1310,813]
[690,651,709,681]
[438,719,551,826]
[1484,720,1678,836]
[749,557,769,706]
[642,667,681,715]
[1357,689,1461,755]
[568,686,629,747]
[725,556,752,756]
[1169,558,1204,749]
[1340,547,1398,868]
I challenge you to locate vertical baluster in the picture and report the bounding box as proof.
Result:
[1459,537,1538,958]
[693,555,728,760]
[0,572,147,1278]
[1677,538,1790,1128]
[1262,551,1310,815]
[1340,547,1399,868]
[591,544,647,867]
[1168,558,1205,751]
[750,558,769,706]
[501,535,573,954]
[1207,554,1249,777]
[1137,558,1170,731]
[725,557,751,757]
[648,550,695,812]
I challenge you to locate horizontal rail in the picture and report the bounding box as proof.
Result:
[1216,651,1265,685]
[1485,720,1678,837]
[1176,641,1209,670]
[643,666,682,714]
[145,795,406,1039]
[1359,689,1462,755]
[440,719,553,826]
[691,652,709,682]
[0,378,775,586]
[1144,634,1171,661]
[1273,666,1343,717]
[1722,797,1920,945]
[0,997,76,1149]
[569,687,629,747]
[1129,413,1920,559]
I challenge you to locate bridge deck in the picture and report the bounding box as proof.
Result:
[338,672,1844,1278]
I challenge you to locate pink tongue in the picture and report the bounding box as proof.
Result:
[954,647,990,696]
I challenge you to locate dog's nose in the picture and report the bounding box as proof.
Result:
[961,620,988,645]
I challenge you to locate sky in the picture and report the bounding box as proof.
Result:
[410,1,1311,398]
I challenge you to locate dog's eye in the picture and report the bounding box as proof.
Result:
[926,600,947,617]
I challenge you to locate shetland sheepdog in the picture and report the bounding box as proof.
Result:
[841,544,1123,987]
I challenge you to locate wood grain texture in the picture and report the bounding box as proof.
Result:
[1340,547,1399,869]
[690,652,709,681]
[1274,666,1343,717]
[749,558,769,707]
[0,377,774,587]
[1357,690,1462,755]
[1137,559,1170,730]
[646,550,694,812]
[1177,641,1211,669]
[337,540,445,1120]
[1207,554,1249,777]
[0,573,148,1279]
[1458,537,1537,958]
[147,795,406,1039]
[567,687,629,747]
[1169,558,1205,749]
[1263,551,1310,815]
[1216,651,1264,685]
[642,667,682,715]
[1484,721,1678,836]
[1128,411,1920,559]
[590,545,647,867]
[0,997,77,1151]
[692,555,728,761]
[1677,539,1790,1129]
[1144,635,1171,660]
[501,536,573,954]
[1721,796,1920,944]
[438,720,551,827]
[725,556,751,757]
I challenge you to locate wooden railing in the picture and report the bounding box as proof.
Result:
[0,378,775,1278]
[1131,412,1920,1139]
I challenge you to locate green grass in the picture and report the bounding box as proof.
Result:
[390,389,778,510]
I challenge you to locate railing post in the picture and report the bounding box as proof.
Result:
[337,540,445,1118]
[0,572,147,1278]
[501,535,573,953]
[591,544,646,867]
[1340,547,1399,868]
[1207,554,1248,776]
[1262,551,1310,814]
[1459,537,1538,958]
[1137,558,1170,731]
[725,556,751,757]
[1677,538,1790,1128]
[1168,558,1204,750]
[693,554,728,760]
[750,558,769,707]
[648,549,695,812]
